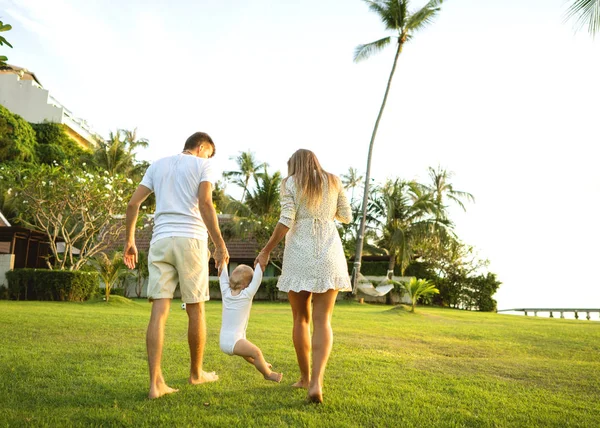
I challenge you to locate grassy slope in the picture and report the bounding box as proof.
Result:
[0,299,598,427]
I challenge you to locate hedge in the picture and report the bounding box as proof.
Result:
[346,261,400,276]
[5,269,99,301]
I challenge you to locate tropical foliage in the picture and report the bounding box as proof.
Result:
[224,151,266,202]
[85,128,149,179]
[89,251,128,302]
[401,277,439,312]
[565,0,600,36]
[0,20,12,68]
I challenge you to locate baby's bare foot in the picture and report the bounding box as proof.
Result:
[189,370,219,385]
[265,371,283,383]
[149,382,179,399]
[292,378,309,389]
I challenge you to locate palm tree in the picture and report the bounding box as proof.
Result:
[402,277,439,312]
[224,151,266,202]
[91,128,148,177]
[352,0,446,289]
[245,167,282,216]
[565,0,600,36]
[370,179,442,279]
[89,251,128,302]
[341,167,363,207]
[424,166,474,220]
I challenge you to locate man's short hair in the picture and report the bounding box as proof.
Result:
[184,132,215,157]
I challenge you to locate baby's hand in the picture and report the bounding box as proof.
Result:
[218,262,227,276]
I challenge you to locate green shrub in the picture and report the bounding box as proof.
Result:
[0,105,37,162]
[262,277,279,301]
[6,269,99,301]
[209,279,220,290]
[31,122,87,165]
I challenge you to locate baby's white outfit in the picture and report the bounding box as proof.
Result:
[219,265,263,356]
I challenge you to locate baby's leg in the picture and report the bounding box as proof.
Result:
[233,339,282,383]
[242,356,272,369]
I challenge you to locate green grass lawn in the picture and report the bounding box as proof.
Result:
[0,298,599,427]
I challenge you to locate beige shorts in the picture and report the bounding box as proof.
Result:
[147,237,210,304]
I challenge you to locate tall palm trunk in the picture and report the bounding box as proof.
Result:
[352,41,404,291]
[386,253,396,305]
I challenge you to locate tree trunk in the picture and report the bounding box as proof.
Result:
[352,42,404,292]
[385,254,395,305]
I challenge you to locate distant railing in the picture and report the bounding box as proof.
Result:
[498,308,600,320]
[47,95,103,143]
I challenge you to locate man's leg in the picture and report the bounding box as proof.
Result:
[186,302,218,384]
[147,298,178,399]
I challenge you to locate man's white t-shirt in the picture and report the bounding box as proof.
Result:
[140,153,216,245]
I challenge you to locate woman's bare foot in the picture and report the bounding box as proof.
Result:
[292,378,309,389]
[307,384,323,404]
[148,382,179,399]
[265,371,283,383]
[189,370,219,385]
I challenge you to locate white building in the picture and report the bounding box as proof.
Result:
[0,64,100,150]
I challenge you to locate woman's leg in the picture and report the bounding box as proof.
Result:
[288,290,312,388]
[309,289,339,403]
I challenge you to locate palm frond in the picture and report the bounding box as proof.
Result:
[406,0,444,32]
[353,36,392,62]
[565,0,600,36]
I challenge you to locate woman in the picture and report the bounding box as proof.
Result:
[254,149,352,403]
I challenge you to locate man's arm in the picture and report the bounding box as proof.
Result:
[124,185,153,269]
[198,181,229,273]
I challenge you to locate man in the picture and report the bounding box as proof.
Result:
[124,131,229,399]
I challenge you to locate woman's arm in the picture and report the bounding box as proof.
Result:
[254,222,289,270]
[335,187,352,224]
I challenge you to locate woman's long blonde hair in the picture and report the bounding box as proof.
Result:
[284,149,340,209]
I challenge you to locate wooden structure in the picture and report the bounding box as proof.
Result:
[0,227,55,269]
[498,308,600,321]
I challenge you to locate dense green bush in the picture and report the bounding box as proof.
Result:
[0,105,37,162]
[6,269,99,301]
[31,122,87,165]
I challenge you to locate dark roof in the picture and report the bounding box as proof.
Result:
[0,227,59,243]
[0,64,43,87]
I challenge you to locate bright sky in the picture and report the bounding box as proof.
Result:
[2,0,599,310]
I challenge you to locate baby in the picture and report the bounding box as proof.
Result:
[219,263,283,383]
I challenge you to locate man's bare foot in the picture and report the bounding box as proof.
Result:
[148,383,179,399]
[189,370,219,385]
[307,385,323,404]
[292,378,309,389]
[265,371,283,383]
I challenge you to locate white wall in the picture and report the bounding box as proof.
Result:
[0,254,15,288]
[0,74,64,123]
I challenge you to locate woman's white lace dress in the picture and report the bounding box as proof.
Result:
[276,175,352,293]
